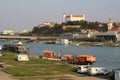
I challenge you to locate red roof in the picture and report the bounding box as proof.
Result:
[72,15,83,17]
[111,27,120,31]
[65,15,84,18]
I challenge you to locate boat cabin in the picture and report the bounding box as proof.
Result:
[43,50,55,58]
[74,54,96,65]
[61,54,73,61]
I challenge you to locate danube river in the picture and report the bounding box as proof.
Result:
[0,42,120,71]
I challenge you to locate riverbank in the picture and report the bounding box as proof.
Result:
[0,52,108,80]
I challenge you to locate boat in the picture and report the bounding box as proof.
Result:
[2,42,29,54]
[43,50,56,58]
[55,39,69,45]
[74,54,96,65]
[61,54,73,61]
[42,49,96,65]
[43,50,61,61]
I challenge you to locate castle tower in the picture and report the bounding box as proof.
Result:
[108,18,113,30]
[63,13,66,23]
[70,13,72,20]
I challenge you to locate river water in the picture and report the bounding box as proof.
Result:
[0,42,120,71]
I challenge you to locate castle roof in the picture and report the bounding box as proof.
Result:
[65,14,84,18]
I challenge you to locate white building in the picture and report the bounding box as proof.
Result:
[2,30,14,35]
[108,18,113,30]
[60,33,91,39]
[39,22,55,28]
[92,31,120,42]
[21,29,29,33]
[63,13,85,22]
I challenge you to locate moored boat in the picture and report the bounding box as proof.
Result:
[74,54,96,65]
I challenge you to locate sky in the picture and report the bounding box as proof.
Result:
[0,0,120,32]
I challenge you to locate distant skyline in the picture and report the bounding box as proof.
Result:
[0,0,120,32]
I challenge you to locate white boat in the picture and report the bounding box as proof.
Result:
[55,39,69,45]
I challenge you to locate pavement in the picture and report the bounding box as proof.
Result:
[0,71,17,80]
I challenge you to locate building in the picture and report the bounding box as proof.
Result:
[62,24,81,30]
[107,18,113,30]
[38,22,55,28]
[21,29,30,33]
[2,30,14,35]
[60,31,120,42]
[60,32,91,39]
[93,31,120,42]
[63,13,85,22]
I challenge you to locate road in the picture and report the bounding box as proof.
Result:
[0,71,17,80]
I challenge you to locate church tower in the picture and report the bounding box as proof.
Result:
[107,18,113,30]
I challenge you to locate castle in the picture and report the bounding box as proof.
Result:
[63,13,85,22]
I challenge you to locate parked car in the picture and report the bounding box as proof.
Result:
[87,66,109,76]
[77,65,90,74]
[0,62,5,71]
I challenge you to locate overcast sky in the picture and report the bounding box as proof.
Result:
[0,0,119,32]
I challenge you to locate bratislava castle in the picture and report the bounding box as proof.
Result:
[63,13,85,22]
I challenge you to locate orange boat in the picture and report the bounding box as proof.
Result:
[43,50,55,58]
[61,54,73,61]
[74,54,96,65]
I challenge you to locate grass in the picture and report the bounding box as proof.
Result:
[0,51,84,79]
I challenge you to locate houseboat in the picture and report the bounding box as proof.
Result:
[43,50,61,61]
[55,39,69,45]
[74,54,96,65]
[43,50,56,58]
[2,42,29,54]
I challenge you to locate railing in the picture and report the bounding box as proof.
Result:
[0,35,37,40]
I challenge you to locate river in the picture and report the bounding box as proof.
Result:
[0,42,120,71]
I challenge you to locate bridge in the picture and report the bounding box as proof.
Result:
[0,35,37,40]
